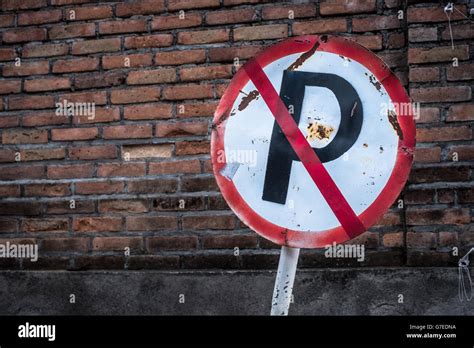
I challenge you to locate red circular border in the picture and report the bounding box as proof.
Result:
[211,35,416,249]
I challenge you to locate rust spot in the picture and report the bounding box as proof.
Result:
[281,229,289,246]
[237,90,259,111]
[365,72,382,94]
[388,110,404,140]
[321,35,328,43]
[379,146,384,153]
[363,143,368,148]
[287,41,320,71]
[306,121,334,142]
[211,105,233,130]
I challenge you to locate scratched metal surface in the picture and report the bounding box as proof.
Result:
[223,51,399,232]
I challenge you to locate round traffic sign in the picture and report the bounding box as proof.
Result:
[211,35,416,249]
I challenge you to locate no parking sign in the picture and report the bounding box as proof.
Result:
[212,35,415,248]
[211,35,416,314]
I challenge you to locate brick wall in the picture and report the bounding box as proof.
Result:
[0,0,472,271]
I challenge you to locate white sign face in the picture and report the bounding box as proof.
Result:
[212,36,415,248]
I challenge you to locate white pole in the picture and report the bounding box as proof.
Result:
[270,246,300,316]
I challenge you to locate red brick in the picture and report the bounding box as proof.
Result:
[0,185,20,197]
[408,27,437,42]
[293,19,347,35]
[127,179,177,193]
[151,13,202,30]
[58,91,107,105]
[234,24,287,41]
[75,181,124,195]
[99,19,147,35]
[206,8,256,25]
[154,196,205,211]
[348,34,383,50]
[202,234,257,249]
[262,4,316,19]
[447,104,474,122]
[382,232,404,248]
[149,159,201,175]
[0,80,21,94]
[124,103,173,120]
[69,145,116,160]
[209,45,263,62]
[162,84,213,100]
[168,0,220,11]
[73,107,120,125]
[416,107,439,124]
[408,46,469,64]
[147,236,197,251]
[177,102,218,117]
[111,87,160,104]
[2,0,46,10]
[178,29,229,44]
[448,145,474,161]
[374,211,401,227]
[126,216,177,231]
[102,54,152,70]
[414,147,441,163]
[442,23,474,41]
[406,208,470,226]
[447,64,474,81]
[0,14,14,28]
[3,61,49,77]
[407,232,436,248]
[176,140,210,155]
[65,5,112,21]
[181,176,218,192]
[97,163,146,177]
[127,68,177,85]
[24,77,70,92]
[50,0,94,5]
[51,127,98,141]
[74,70,126,90]
[408,5,467,23]
[156,121,208,137]
[458,189,474,204]
[386,32,405,49]
[52,58,99,73]
[2,130,48,144]
[21,148,66,161]
[409,67,439,82]
[23,218,69,233]
[72,38,121,55]
[103,125,152,139]
[0,48,16,61]
[0,201,42,214]
[98,200,148,214]
[155,49,206,66]
[24,184,70,197]
[410,86,471,103]
[9,95,55,110]
[409,166,470,184]
[18,10,62,25]
[93,237,143,251]
[321,0,376,15]
[404,190,433,205]
[3,28,46,43]
[437,189,454,204]
[0,115,19,128]
[417,126,471,143]
[73,217,122,233]
[122,144,173,160]
[42,238,89,252]
[23,43,69,58]
[47,164,94,179]
[180,65,232,82]
[353,15,400,32]
[182,215,235,230]
[49,23,95,39]
[46,200,94,214]
[438,232,458,247]
[116,0,165,16]
[124,34,173,49]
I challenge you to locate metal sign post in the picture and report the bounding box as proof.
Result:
[271,246,300,316]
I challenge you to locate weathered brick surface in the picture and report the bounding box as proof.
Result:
[0,0,471,270]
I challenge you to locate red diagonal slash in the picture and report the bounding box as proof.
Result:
[243,58,366,238]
